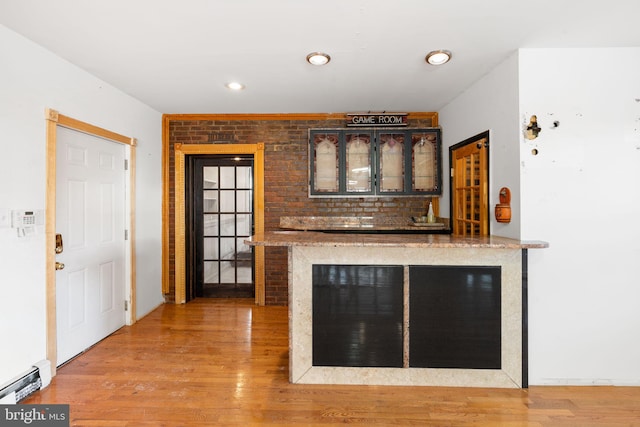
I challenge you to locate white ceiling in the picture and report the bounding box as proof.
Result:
[2,0,639,114]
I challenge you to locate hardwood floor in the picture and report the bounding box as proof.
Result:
[25,299,640,426]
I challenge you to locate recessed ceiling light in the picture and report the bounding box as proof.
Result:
[306,52,331,66]
[425,50,452,66]
[226,82,245,90]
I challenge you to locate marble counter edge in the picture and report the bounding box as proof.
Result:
[279,215,449,231]
[245,231,548,249]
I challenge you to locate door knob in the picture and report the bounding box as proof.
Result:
[55,262,65,271]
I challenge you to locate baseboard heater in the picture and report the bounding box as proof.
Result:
[0,360,52,404]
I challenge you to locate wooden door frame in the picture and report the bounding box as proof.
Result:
[173,143,265,305]
[45,109,136,375]
[449,130,490,236]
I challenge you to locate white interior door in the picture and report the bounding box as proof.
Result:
[55,126,127,365]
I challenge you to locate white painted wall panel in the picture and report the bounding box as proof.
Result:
[520,48,640,385]
[440,47,640,385]
[439,52,521,239]
[0,24,162,386]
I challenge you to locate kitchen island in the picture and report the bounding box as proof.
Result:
[246,231,547,388]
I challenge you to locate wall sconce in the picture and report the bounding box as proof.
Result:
[525,115,541,140]
[495,187,512,223]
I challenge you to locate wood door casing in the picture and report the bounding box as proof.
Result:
[451,133,489,236]
[174,143,265,305]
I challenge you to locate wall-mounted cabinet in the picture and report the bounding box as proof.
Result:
[309,128,441,197]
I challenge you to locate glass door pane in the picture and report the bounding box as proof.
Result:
[379,132,405,193]
[311,132,339,193]
[345,132,372,193]
[411,132,438,192]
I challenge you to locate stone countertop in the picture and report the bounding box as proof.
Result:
[279,216,449,232]
[246,231,548,249]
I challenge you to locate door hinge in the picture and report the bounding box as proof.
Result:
[450,167,455,177]
[124,229,129,240]
[124,300,129,311]
[124,159,129,171]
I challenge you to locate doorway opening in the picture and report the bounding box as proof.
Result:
[173,142,265,305]
[186,155,254,300]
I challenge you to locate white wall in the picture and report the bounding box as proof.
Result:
[442,47,640,385]
[439,52,522,239]
[0,25,163,386]
[520,48,640,385]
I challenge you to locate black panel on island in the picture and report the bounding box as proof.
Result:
[409,265,501,369]
[313,265,404,368]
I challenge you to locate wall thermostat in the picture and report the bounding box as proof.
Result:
[12,210,44,228]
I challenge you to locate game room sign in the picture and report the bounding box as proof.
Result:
[346,113,408,127]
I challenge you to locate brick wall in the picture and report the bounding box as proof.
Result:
[166,114,437,305]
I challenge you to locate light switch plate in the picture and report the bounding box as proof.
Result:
[0,209,11,228]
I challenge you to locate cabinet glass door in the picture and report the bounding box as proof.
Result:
[410,131,439,192]
[311,131,339,193]
[378,132,406,193]
[345,132,372,193]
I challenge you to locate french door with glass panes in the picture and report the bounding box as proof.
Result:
[190,156,254,298]
[450,133,489,236]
